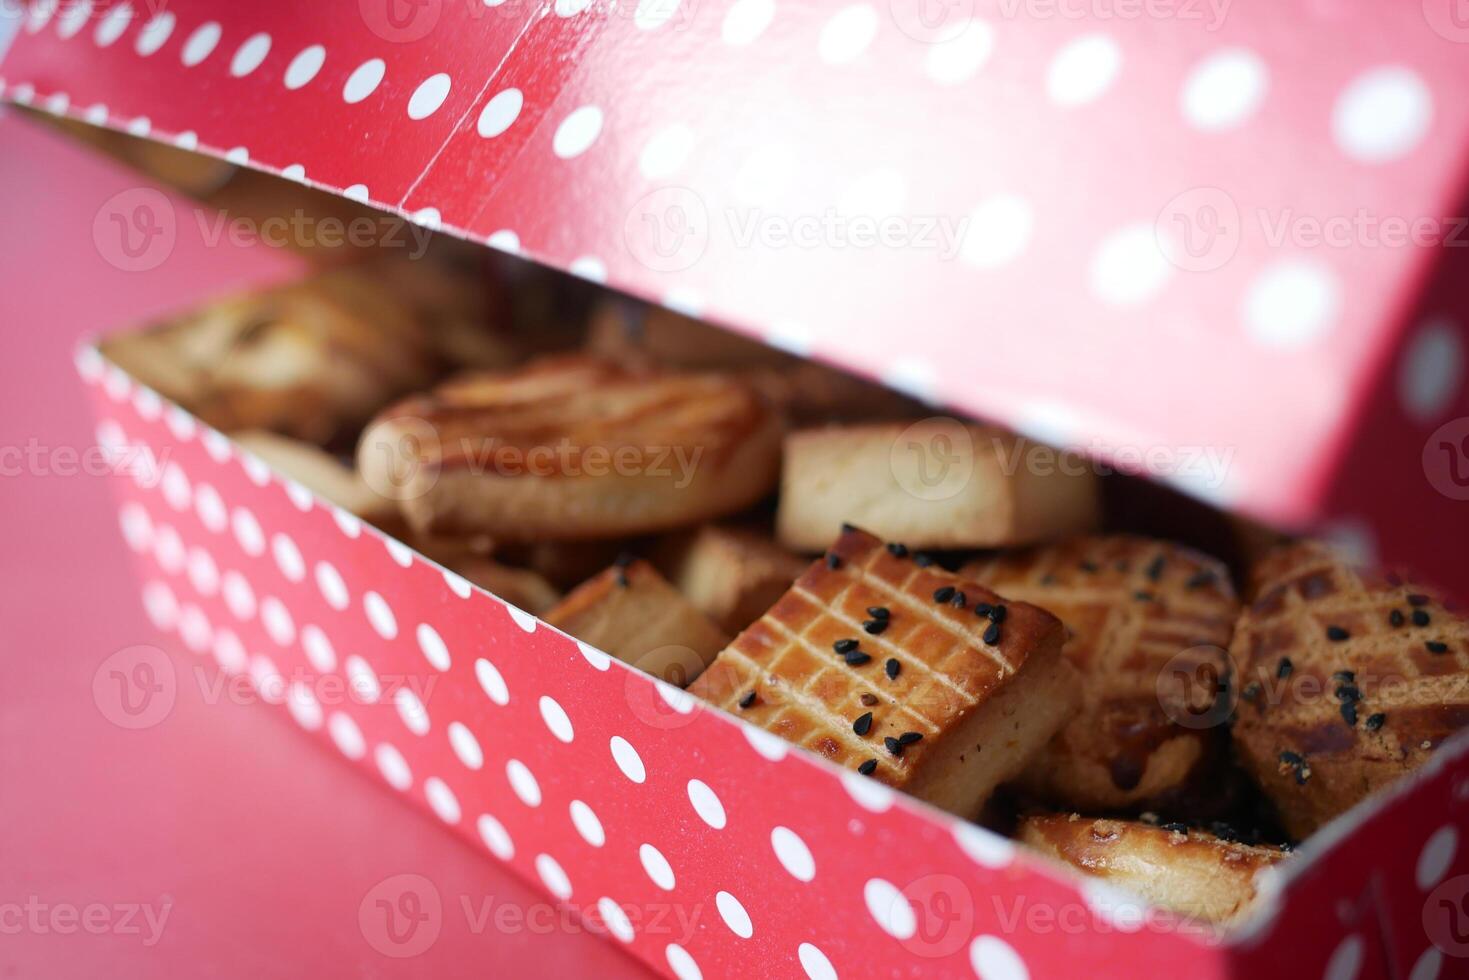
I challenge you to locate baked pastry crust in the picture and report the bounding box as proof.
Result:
[688,527,1079,818]
[443,556,561,615]
[1231,542,1469,838]
[1018,814,1287,924]
[544,560,730,686]
[964,536,1239,812]
[359,356,784,541]
[776,422,1099,552]
[655,525,809,634]
[233,430,395,523]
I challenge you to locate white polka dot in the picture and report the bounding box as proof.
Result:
[570,799,605,847]
[1333,67,1432,164]
[722,0,774,45]
[577,641,612,671]
[284,480,313,512]
[635,0,681,30]
[639,843,675,890]
[1325,935,1363,980]
[194,484,227,533]
[715,891,753,939]
[375,742,412,790]
[270,533,305,582]
[555,0,592,15]
[925,21,994,86]
[230,32,271,77]
[1417,825,1458,890]
[665,944,702,980]
[881,358,938,404]
[507,606,538,632]
[43,91,70,116]
[56,0,91,38]
[552,105,603,159]
[864,878,915,939]
[597,897,635,942]
[637,123,698,180]
[447,721,483,770]
[301,625,336,672]
[331,508,362,539]
[142,580,179,631]
[408,72,452,120]
[75,346,105,381]
[798,943,837,980]
[211,627,247,674]
[960,194,1033,269]
[425,777,462,824]
[839,168,906,217]
[344,184,370,202]
[1410,946,1442,980]
[444,568,473,598]
[610,736,645,783]
[734,144,795,206]
[478,813,514,859]
[1080,879,1147,932]
[663,287,703,318]
[506,759,541,807]
[475,658,510,705]
[260,596,296,647]
[1047,34,1121,107]
[395,686,430,736]
[185,547,219,596]
[818,5,879,65]
[202,429,232,463]
[1090,223,1172,307]
[134,11,174,57]
[177,604,212,653]
[286,682,322,730]
[346,656,382,703]
[328,712,366,759]
[343,59,386,104]
[539,696,575,743]
[103,366,131,401]
[477,88,523,137]
[153,524,185,575]
[94,3,132,47]
[244,655,279,698]
[415,623,451,671]
[970,935,1029,980]
[315,561,349,611]
[687,780,726,829]
[765,322,813,357]
[240,452,271,486]
[569,256,608,283]
[221,572,256,621]
[230,508,265,556]
[119,503,152,552]
[1181,48,1267,131]
[180,22,221,67]
[164,406,195,440]
[1242,259,1340,348]
[1400,318,1463,422]
[841,769,895,812]
[770,826,815,881]
[280,164,307,182]
[84,103,109,125]
[743,726,788,761]
[487,229,520,254]
[364,591,397,639]
[225,147,249,165]
[535,854,572,900]
[954,824,1016,868]
[411,207,442,229]
[284,45,325,89]
[9,83,34,105]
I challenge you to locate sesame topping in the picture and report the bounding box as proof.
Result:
[1364,713,1386,731]
[883,736,903,757]
[913,553,935,568]
[886,542,909,558]
[738,691,757,709]
[1080,560,1100,573]
[834,638,859,654]
[844,651,873,667]
[826,553,841,570]
[932,586,956,604]
[1242,682,1262,703]
[853,712,873,736]
[857,759,877,776]
[1427,641,1449,655]
[988,605,1007,624]
[1326,625,1350,642]
[897,731,923,746]
[1146,556,1166,581]
[862,618,889,636]
[866,606,890,620]
[859,693,878,707]
[1332,670,1356,683]
[1276,658,1293,679]
[1390,609,1405,628]
[615,569,630,588]
[1335,684,1361,703]
[885,658,900,680]
[950,591,967,609]
[1186,570,1216,590]
[1133,591,1154,602]
[974,602,993,618]
[614,552,635,568]
[1341,701,1359,727]
[982,622,1002,646]
[1413,609,1432,627]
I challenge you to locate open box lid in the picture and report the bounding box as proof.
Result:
[5,1,1469,594]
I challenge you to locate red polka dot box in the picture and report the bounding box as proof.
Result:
[9,0,1469,977]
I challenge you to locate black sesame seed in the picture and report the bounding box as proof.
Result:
[1146,556,1166,581]
[974,602,993,618]
[1278,750,1304,766]
[950,592,967,609]
[914,553,935,568]
[738,691,756,709]
[884,736,903,756]
[1390,609,1405,628]
[844,651,873,667]
[885,658,900,680]
[1332,670,1356,683]
[898,731,923,746]
[1341,701,1359,726]
[1162,821,1188,834]
[863,619,888,636]
[1186,570,1216,590]
[983,622,1002,646]
[1365,713,1386,731]
[841,522,857,533]
[1336,685,1362,703]
[1134,591,1155,602]
[826,553,841,570]
[1242,682,1262,703]
[1277,658,1294,679]
[857,759,877,776]
[615,570,630,588]
[886,542,909,558]
[1080,561,1100,573]
[1326,626,1350,642]
[867,606,890,620]
[1413,609,1432,627]
[1295,765,1312,785]
[1040,573,1057,586]
[1408,594,1430,607]
[988,605,1007,624]
[614,552,636,568]
[853,712,873,736]
[1428,641,1450,655]
[933,586,956,604]
[834,638,859,654]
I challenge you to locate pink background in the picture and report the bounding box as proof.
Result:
[0,111,650,979]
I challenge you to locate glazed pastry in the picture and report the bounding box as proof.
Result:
[776,421,1099,552]
[359,356,784,541]
[688,527,1079,818]
[655,525,809,634]
[1018,814,1287,924]
[964,536,1239,812]
[545,560,731,686]
[1231,542,1469,838]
